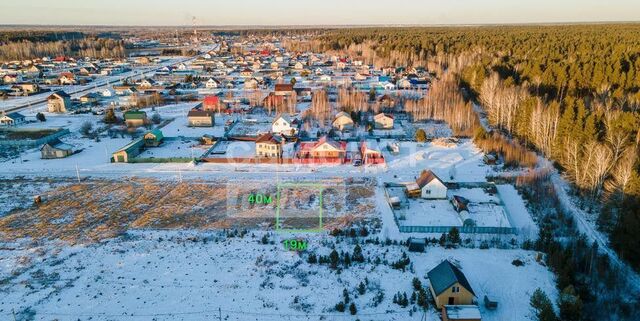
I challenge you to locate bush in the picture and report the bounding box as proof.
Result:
[415,129,427,142]
[36,112,46,122]
[80,121,93,137]
[335,302,345,312]
[151,113,162,124]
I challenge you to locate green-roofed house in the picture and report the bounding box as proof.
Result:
[427,260,476,309]
[124,110,148,127]
[143,129,164,147]
[112,138,144,163]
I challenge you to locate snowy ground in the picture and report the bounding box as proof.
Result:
[0,230,557,321]
[138,139,205,159]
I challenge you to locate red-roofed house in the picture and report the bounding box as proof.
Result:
[297,136,346,161]
[203,96,220,111]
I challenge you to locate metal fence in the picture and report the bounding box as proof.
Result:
[0,128,70,147]
[398,225,517,234]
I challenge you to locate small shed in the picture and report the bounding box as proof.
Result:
[451,195,470,212]
[442,305,482,321]
[112,138,144,163]
[408,238,426,253]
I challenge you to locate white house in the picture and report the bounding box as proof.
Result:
[374,113,394,129]
[416,170,447,199]
[272,114,298,136]
[101,89,114,97]
[205,78,219,89]
[0,112,25,126]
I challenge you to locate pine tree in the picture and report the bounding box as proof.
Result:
[349,303,357,315]
[329,250,340,269]
[352,244,365,263]
[530,288,558,321]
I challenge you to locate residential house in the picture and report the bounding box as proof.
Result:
[374,113,394,129]
[271,113,298,136]
[255,133,283,158]
[360,141,384,164]
[274,83,294,96]
[113,86,137,96]
[47,91,72,113]
[297,136,346,159]
[2,74,20,84]
[187,109,215,127]
[101,89,114,97]
[427,260,476,309]
[332,111,354,131]
[40,139,74,159]
[416,169,447,199]
[442,305,482,321]
[240,68,253,77]
[58,72,76,85]
[244,78,259,89]
[11,83,40,95]
[79,93,99,105]
[0,112,25,126]
[205,78,220,89]
[143,129,164,147]
[124,110,148,127]
[203,96,221,111]
[294,62,304,70]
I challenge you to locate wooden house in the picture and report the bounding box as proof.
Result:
[47,91,72,113]
[0,112,25,126]
[374,113,394,129]
[40,139,74,159]
[124,110,148,127]
[143,129,164,147]
[332,112,354,131]
[187,109,215,127]
[427,260,476,309]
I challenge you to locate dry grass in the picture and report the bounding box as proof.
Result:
[0,177,378,243]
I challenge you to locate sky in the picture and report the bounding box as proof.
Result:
[1,0,639,26]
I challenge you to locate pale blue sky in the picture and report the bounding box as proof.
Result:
[1,0,639,26]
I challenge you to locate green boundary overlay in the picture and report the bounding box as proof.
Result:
[275,182,324,233]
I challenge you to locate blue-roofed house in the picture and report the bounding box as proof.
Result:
[427,260,476,308]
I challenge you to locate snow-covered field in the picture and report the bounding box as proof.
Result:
[0,230,557,321]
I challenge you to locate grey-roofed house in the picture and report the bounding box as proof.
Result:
[40,139,74,159]
[427,260,476,309]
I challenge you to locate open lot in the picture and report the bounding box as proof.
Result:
[0,230,557,321]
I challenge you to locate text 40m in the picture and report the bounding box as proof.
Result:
[248,193,272,204]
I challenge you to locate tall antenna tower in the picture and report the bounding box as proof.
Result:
[192,16,198,43]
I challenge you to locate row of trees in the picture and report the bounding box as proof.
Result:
[0,37,125,61]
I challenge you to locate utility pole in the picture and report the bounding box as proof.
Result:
[218,307,222,321]
[76,164,81,183]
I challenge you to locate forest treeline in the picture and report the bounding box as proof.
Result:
[311,24,640,320]
[0,31,125,61]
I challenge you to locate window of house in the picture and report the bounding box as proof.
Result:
[452,286,460,293]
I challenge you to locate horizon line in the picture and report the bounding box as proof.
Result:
[1,20,639,29]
